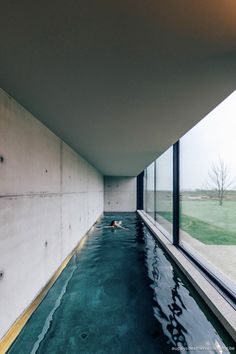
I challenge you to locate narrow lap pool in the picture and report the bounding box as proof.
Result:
[8,213,235,354]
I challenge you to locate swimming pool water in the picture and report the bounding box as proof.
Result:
[8,213,235,354]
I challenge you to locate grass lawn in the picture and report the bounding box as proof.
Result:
[158,211,236,245]
[181,200,236,233]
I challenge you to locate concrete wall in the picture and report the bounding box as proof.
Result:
[0,89,104,340]
[104,176,137,212]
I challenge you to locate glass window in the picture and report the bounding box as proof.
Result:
[155,147,173,240]
[145,162,155,219]
[143,169,147,211]
[180,91,236,292]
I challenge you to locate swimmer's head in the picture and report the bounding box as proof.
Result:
[110,220,121,227]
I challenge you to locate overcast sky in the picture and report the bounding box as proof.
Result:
[181,90,236,190]
[147,90,236,191]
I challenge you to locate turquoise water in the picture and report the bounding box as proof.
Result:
[8,213,235,354]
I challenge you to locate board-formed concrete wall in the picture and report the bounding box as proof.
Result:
[0,89,104,340]
[104,176,137,212]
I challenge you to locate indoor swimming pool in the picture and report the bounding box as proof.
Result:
[8,213,235,354]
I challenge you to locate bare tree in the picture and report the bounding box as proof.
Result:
[208,158,234,206]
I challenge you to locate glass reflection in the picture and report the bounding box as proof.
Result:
[180,91,236,292]
[144,229,234,353]
[146,162,155,219]
[155,147,173,240]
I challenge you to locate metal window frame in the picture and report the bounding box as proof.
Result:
[142,139,236,305]
[154,160,157,220]
[173,141,179,245]
[136,171,144,210]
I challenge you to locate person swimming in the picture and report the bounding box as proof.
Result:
[110,220,127,229]
[96,220,127,231]
[110,220,121,228]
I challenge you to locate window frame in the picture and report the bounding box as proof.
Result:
[143,140,236,306]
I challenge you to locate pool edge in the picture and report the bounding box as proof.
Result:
[137,210,236,343]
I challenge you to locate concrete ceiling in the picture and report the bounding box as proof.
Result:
[0,1,235,176]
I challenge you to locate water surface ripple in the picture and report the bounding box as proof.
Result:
[8,214,235,354]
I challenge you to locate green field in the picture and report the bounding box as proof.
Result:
[159,210,236,245]
[147,191,236,245]
[181,200,236,233]
[157,199,236,245]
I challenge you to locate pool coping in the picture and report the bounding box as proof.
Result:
[138,210,236,343]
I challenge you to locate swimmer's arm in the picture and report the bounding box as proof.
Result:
[97,226,113,229]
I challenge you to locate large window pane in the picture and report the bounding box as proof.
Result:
[180,91,236,293]
[143,169,147,211]
[155,147,173,240]
[146,162,155,219]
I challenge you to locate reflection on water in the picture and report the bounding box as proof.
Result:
[8,214,235,354]
[144,226,234,353]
